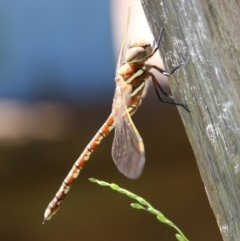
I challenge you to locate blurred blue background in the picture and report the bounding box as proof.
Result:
[0,0,114,103]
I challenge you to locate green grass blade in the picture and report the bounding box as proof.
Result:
[89,177,189,241]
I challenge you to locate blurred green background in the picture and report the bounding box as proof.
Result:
[0,1,222,241]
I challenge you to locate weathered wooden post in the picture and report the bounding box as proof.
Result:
[140,0,240,240]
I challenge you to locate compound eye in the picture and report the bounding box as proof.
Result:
[125,46,148,63]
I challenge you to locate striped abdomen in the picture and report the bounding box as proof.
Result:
[43,115,115,222]
[43,61,148,223]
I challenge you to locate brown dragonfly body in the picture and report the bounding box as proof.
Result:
[43,24,189,223]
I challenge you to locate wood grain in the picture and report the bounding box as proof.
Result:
[140,1,240,240]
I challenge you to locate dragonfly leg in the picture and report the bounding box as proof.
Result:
[150,63,187,77]
[150,72,190,112]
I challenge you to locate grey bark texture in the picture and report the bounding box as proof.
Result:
[140,1,240,241]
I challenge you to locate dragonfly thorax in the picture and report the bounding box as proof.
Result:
[125,40,153,63]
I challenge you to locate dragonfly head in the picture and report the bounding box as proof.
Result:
[125,40,153,63]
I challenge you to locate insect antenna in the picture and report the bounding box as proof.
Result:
[152,27,164,54]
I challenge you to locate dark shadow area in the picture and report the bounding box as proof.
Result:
[0,96,222,241]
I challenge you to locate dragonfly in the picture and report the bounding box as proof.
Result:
[43,14,189,224]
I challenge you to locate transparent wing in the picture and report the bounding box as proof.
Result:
[116,8,130,73]
[111,9,145,179]
[111,77,145,179]
[112,114,145,179]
